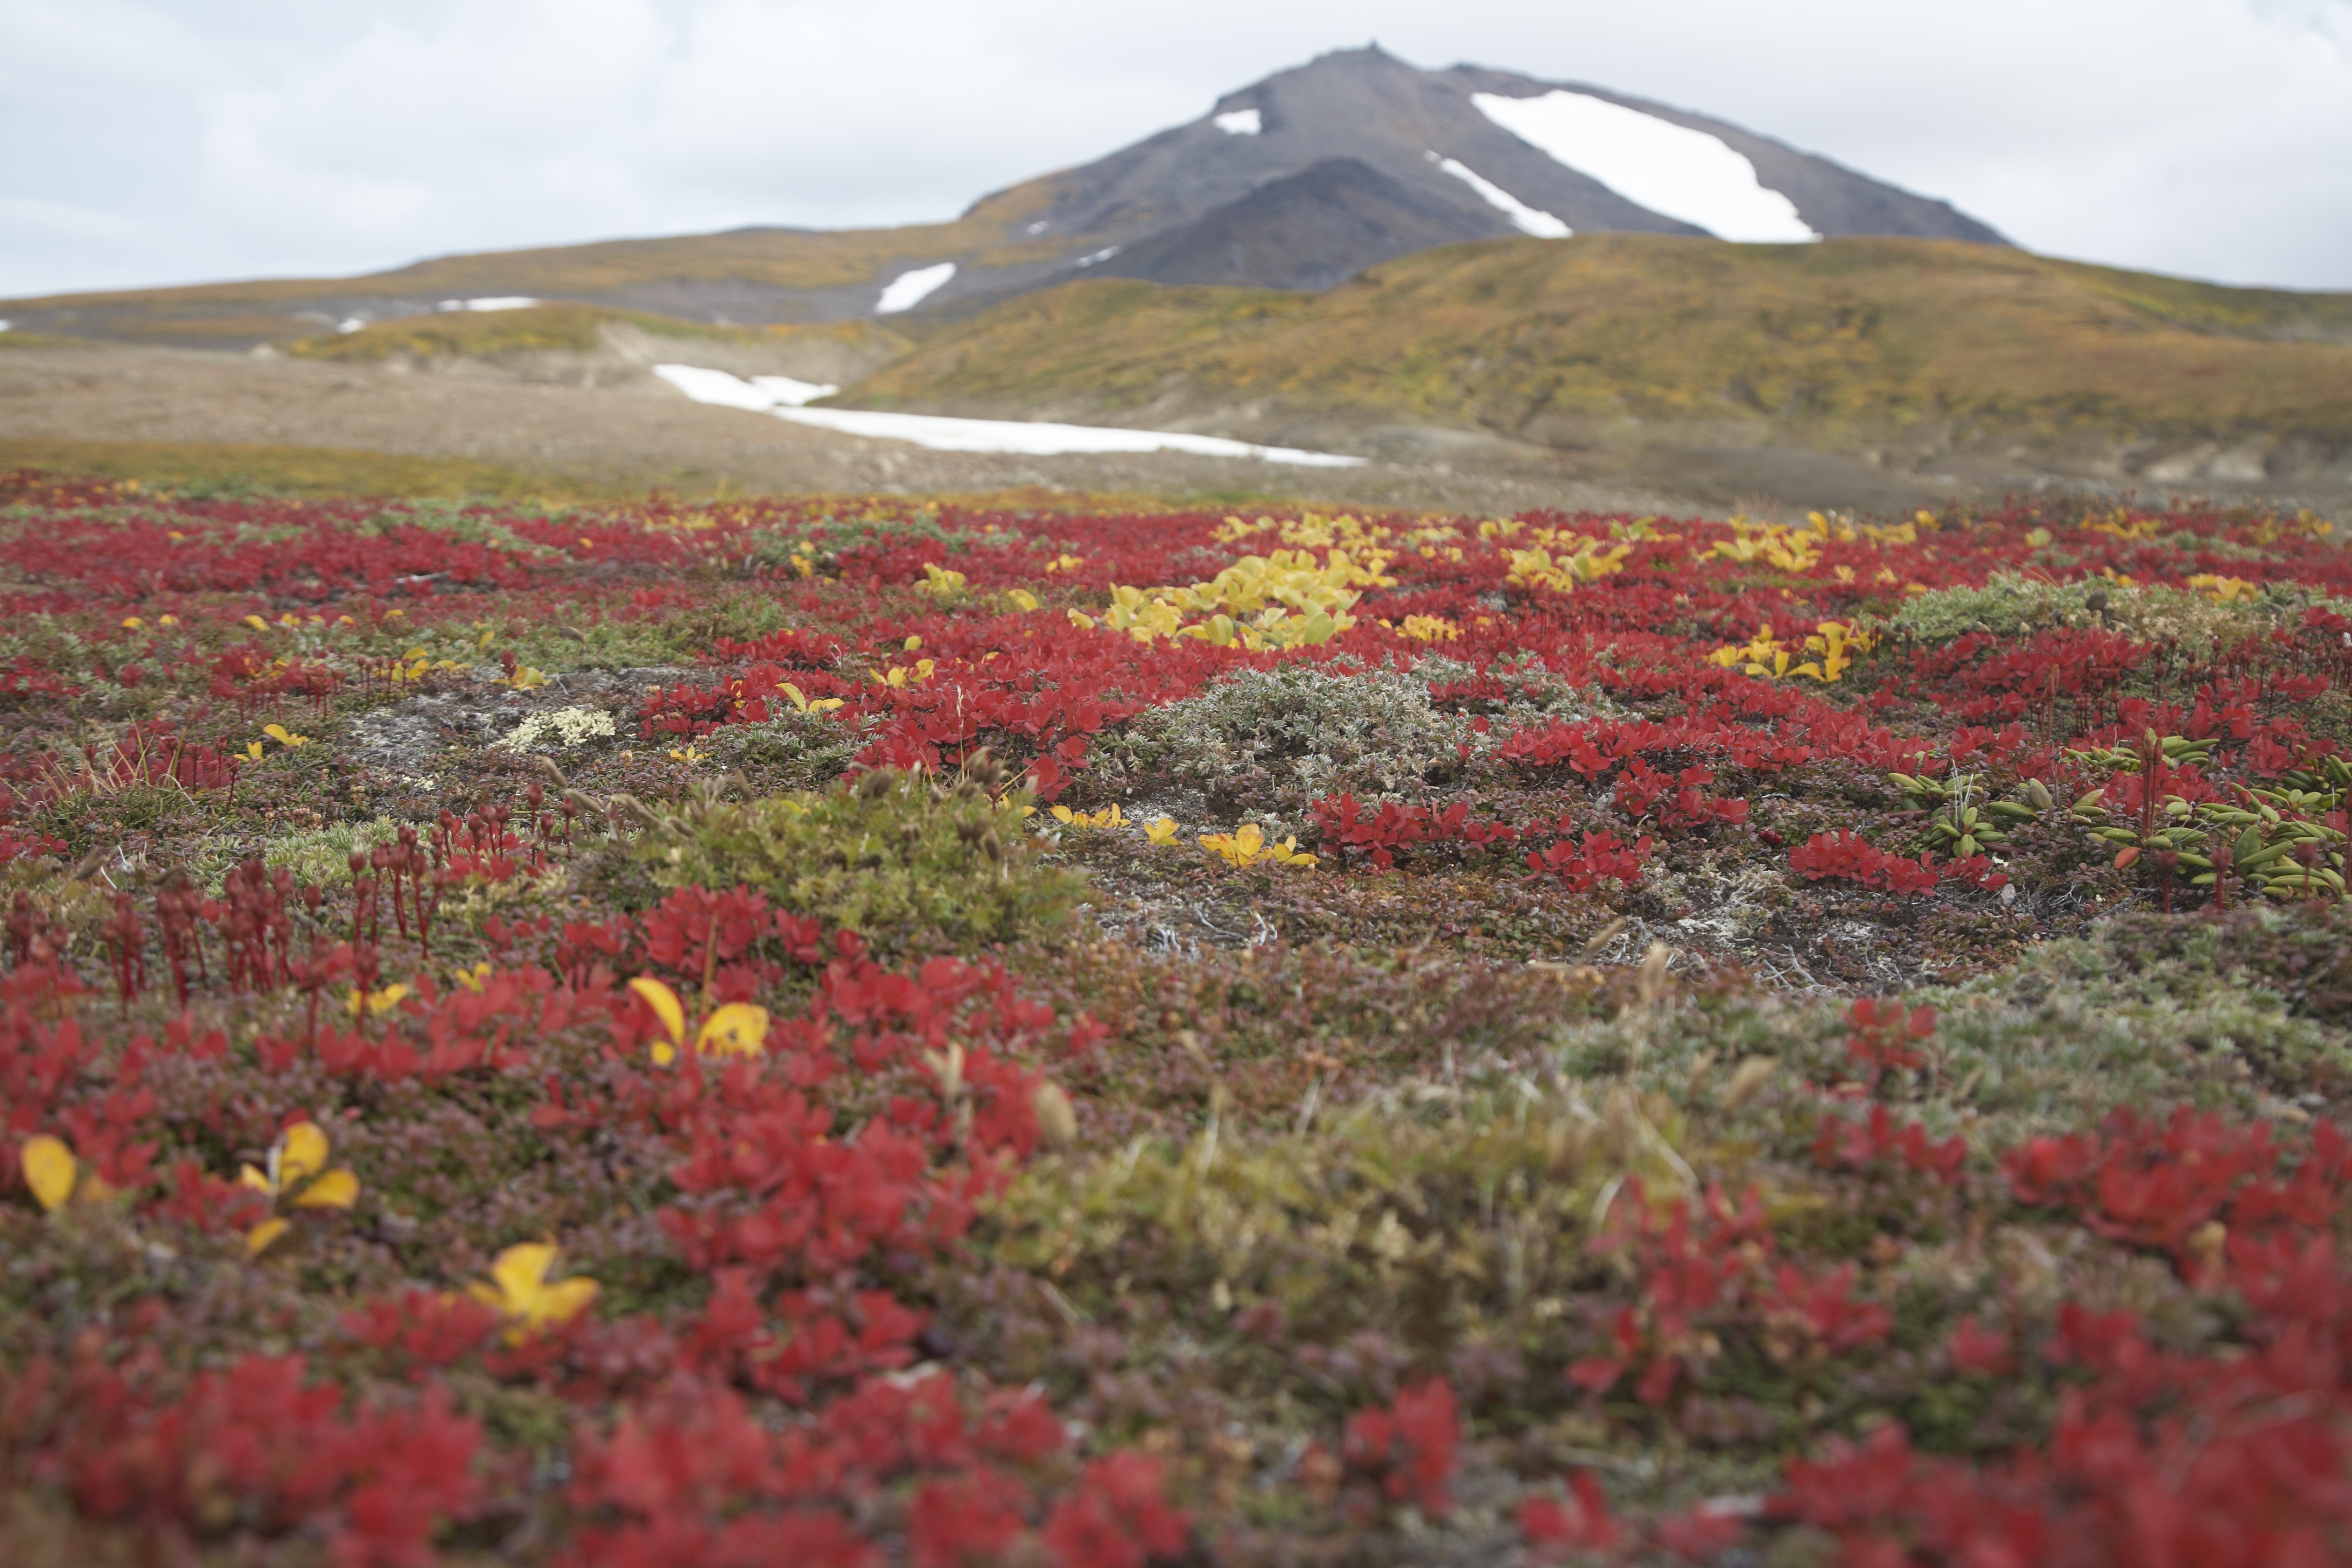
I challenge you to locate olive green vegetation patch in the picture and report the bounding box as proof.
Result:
[610,766,1084,955]
[284,303,789,363]
[0,438,582,501]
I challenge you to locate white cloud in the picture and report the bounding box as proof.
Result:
[0,0,2347,297]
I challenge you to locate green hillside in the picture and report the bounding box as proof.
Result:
[842,235,2352,449]
[0,180,1077,348]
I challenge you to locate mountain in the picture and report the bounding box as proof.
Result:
[0,47,2005,347]
[1017,48,2001,297]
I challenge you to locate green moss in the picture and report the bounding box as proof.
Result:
[1890,572,2106,641]
[1552,916,2352,1157]
[974,1081,1672,1381]
[704,709,871,793]
[250,817,403,891]
[624,767,1083,953]
[1892,570,2302,655]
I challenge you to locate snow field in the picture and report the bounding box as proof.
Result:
[874,263,957,314]
[1473,90,1817,243]
[651,365,1365,466]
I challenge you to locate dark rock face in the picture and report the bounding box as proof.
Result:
[1077,158,1513,291]
[1002,45,2006,296]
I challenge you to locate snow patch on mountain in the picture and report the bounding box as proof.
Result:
[437,297,540,312]
[1425,152,1571,239]
[875,262,956,314]
[1214,108,1263,136]
[652,365,1364,466]
[1472,90,1817,243]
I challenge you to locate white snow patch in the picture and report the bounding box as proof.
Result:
[875,262,956,314]
[337,318,366,334]
[748,374,837,407]
[436,296,541,312]
[1472,91,1816,243]
[1213,108,1262,136]
[652,365,1364,467]
[1074,246,1122,268]
[651,363,776,411]
[0,321,12,333]
[1026,220,1050,235]
[1425,152,1570,239]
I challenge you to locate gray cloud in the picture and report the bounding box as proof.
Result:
[4,0,2349,297]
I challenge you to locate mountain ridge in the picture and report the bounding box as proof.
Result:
[0,46,2008,347]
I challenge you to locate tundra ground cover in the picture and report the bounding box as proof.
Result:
[1,465,2350,1564]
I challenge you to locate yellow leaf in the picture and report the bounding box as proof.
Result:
[121,616,144,629]
[1145,817,1179,846]
[247,1217,290,1257]
[536,1276,600,1326]
[628,977,687,1049]
[279,1122,330,1186]
[294,1168,360,1209]
[695,1004,770,1059]
[243,615,270,631]
[346,983,408,1018]
[480,1242,557,1306]
[471,1242,599,1335]
[21,1135,75,1212]
[1007,589,1040,612]
[239,1164,272,1194]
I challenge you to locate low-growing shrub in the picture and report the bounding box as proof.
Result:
[1117,662,1474,814]
[703,706,872,794]
[622,767,1083,953]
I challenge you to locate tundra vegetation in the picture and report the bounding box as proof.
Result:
[1,465,2349,1565]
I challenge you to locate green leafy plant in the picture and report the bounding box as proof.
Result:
[619,762,1082,953]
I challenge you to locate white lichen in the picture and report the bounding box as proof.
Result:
[495,706,617,753]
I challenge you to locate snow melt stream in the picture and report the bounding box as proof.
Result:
[1473,91,1817,243]
[652,365,1365,467]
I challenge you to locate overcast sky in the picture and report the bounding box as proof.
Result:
[5,0,2350,300]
